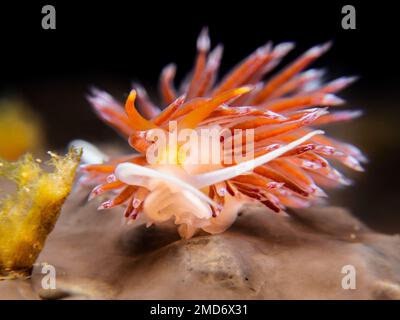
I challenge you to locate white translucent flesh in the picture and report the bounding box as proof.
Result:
[115,163,218,207]
[69,139,109,164]
[115,130,323,213]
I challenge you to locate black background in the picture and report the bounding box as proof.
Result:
[0,1,399,232]
[1,1,398,87]
[0,1,398,143]
[1,1,398,99]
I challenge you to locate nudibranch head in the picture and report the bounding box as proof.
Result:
[76,28,364,239]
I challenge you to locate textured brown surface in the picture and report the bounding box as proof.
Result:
[0,190,400,300]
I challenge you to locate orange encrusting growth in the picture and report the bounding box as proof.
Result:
[79,28,364,237]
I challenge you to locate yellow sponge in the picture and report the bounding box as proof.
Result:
[0,148,81,280]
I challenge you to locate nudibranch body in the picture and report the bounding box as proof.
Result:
[77,29,364,239]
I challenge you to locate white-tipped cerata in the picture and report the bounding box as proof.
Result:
[192,130,325,188]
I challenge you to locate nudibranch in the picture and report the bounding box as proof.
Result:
[76,28,364,239]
